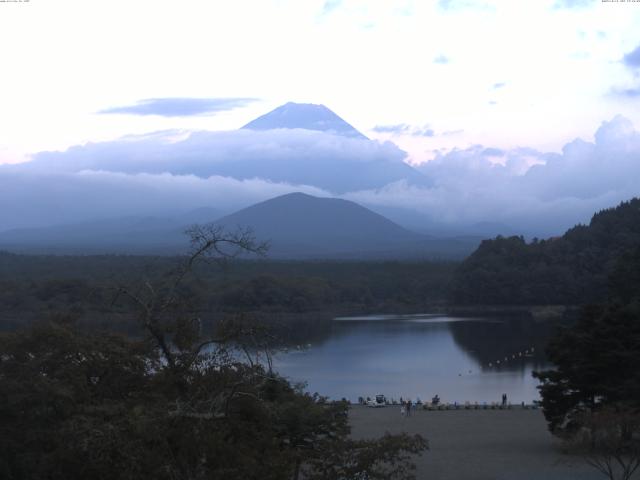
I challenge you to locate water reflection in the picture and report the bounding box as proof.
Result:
[273,314,560,403]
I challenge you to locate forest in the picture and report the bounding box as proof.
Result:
[0,252,455,334]
[450,198,640,306]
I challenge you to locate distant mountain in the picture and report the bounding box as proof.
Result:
[0,207,221,254]
[242,102,367,139]
[0,194,479,259]
[362,203,520,238]
[214,192,477,259]
[451,197,640,305]
[179,207,221,225]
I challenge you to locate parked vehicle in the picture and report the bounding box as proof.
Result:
[366,394,387,407]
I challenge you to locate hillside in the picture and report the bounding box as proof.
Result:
[215,192,478,259]
[450,197,640,305]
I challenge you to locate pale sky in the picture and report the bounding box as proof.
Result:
[1,0,639,165]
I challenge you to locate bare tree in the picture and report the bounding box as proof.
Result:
[111,224,268,369]
[568,406,640,480]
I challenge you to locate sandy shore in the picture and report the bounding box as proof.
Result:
[349,405,601,480]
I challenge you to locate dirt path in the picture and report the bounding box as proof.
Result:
[349,405,601,480]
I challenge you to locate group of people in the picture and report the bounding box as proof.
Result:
[398,393,507,414]
[387,392,510,415]
[400,395,438,416]
[400,398,413,416]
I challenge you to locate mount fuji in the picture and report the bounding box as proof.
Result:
[242,102,368,139]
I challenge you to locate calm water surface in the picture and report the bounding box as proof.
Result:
[273,314,555,404]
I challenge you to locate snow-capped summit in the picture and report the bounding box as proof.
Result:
[242,102,367,139]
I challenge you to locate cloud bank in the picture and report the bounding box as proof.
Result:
[0,170,329,230]
[2,116,640,238]
[23,128,419,195]
[623,45,640,70]
[612,87,640,99]
[99,97,259,117]
[553,0,594,9]
[348,116,640,236]
[437,0,492,12]
[372,124,435,137]
[321,0,342,15]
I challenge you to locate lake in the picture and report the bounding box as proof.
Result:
[273,314,556,404]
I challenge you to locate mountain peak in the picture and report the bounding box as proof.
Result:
[215,192,419,258]
[242,102,367,139]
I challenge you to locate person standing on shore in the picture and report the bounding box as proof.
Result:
[407,399,412,416]
[501,393,507,406]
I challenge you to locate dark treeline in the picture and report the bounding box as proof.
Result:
[534,244,640,432]
[529,245,640,479]
[0,253,456,332]
[451,198,640,306]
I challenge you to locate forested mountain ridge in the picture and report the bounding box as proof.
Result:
[451,197,640,305]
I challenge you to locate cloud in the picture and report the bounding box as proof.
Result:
[553,0,593,8]
[437,0,493,12]
[321,0,342,14]
[623,45,640,69]
[438,0,455,9]
[415,128,435,137]
[442,129,464,136]
[433,55,450,65]
[438,0,474,10]
[612,86,640,98]
[372,124,411,134]
[99,97,259,117]
[15,127,420,199]
[482,147,504,156]
[347,116,640,236]
[372,124,434,137]
[0,170,329,231]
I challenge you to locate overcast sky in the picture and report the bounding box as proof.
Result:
[1,0,639,165]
